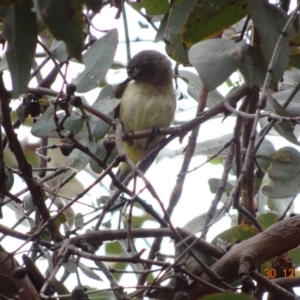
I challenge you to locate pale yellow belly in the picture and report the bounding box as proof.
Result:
[119,80,176,160]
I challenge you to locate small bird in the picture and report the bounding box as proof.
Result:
[110,50,176,189]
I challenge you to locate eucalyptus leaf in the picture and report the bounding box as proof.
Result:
[211,224,259,246]
[182,210,224,234]
[267,197,294,215]
[189,39,249,91]
[267,94,299,145]
[31,106,84,138]
[63,259,77,273]
[75,212,84,230]
[255,138,275,171]
[37,0,84,61]
[83,0,103,12]
[50,39,68,62]
[67,137,98,171]
[175,239,216,276]
[257,212,280,230]
[201,293,255,300]
[271,88,300,106]
[262,147,300,198]
[0,0,38,97]
[178,70,223,108]
[239,45,267,88]
[130,0,169,15]
[248,0,293,88]
[182,0,248,49]
[88,86,121,140]
[208,178,233,194]
[154,13,168,43]
[78,261,102,281]
[190,133,232,156]
[72,29,118,93]
[281,68,300,90]
[166,0,197,65]
[5,168,14,191]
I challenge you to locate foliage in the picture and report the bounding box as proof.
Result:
[0,0,300,300]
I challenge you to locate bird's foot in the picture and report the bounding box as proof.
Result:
[146,127,160,149]
[125,130,134,146]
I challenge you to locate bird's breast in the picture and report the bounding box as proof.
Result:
[119,81,176,132]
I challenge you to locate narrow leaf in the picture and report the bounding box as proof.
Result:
[1,0,37,97]
[262,147,300,198]
[166,0,197,65]
[72,29,118,92]
[189,39,248,90]
[37,0,84,61]
[248,0,293,87]
[182,1,248,49]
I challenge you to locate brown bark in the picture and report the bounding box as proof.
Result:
[187,215,300,299]
[0,248,40,300]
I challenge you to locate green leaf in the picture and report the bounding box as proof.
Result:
[262,147,300,198]
[5,168,14,191]
[130,0,169,15]
[104,241,125,281]
[178,70,223,107]
[284,68,300,90]
[92,96,120,127]
[267,197,293,215]
[72,29,118,93]
[192,133,232,156]
[37,0,84,61]
[211,224,259,246]
[209,157,224,165]
[78,262,102,281]
[63,259,77,273]
[208,178,233,194]
[289,52,300,69]
[267,94,299,145]
[87,288,115,300]
[248,0,293,88]
[67,137,97,171]
[257,212,279,230]
[182,0,248,49]
[87,85,121,140]
[83,0,103,12]
[239,45,268,88]
[89,139,117,173]
[166,0,197,65]
[1,0,38,97]
[182,210,224,234]
[50,39,69,62]
[154,13,168,43]
[175,239,216,276]
[202,292,255,300]
[54,213,67,228]
[289,247,300,267]
[31,106,84,138]
[0,0,22,5]
[255,138,275,171]
[189,39,248,90]
[51,279,72,300]
[23,200,35,217]
[74,212,84,230]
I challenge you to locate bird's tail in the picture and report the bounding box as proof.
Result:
[110,144,146,190]
[109,162,132,190]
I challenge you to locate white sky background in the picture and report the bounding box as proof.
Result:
[1,1,300,296]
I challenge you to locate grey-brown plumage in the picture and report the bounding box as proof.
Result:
[111,50,176,189]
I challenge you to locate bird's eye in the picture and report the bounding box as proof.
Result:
[128,67,139,78]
